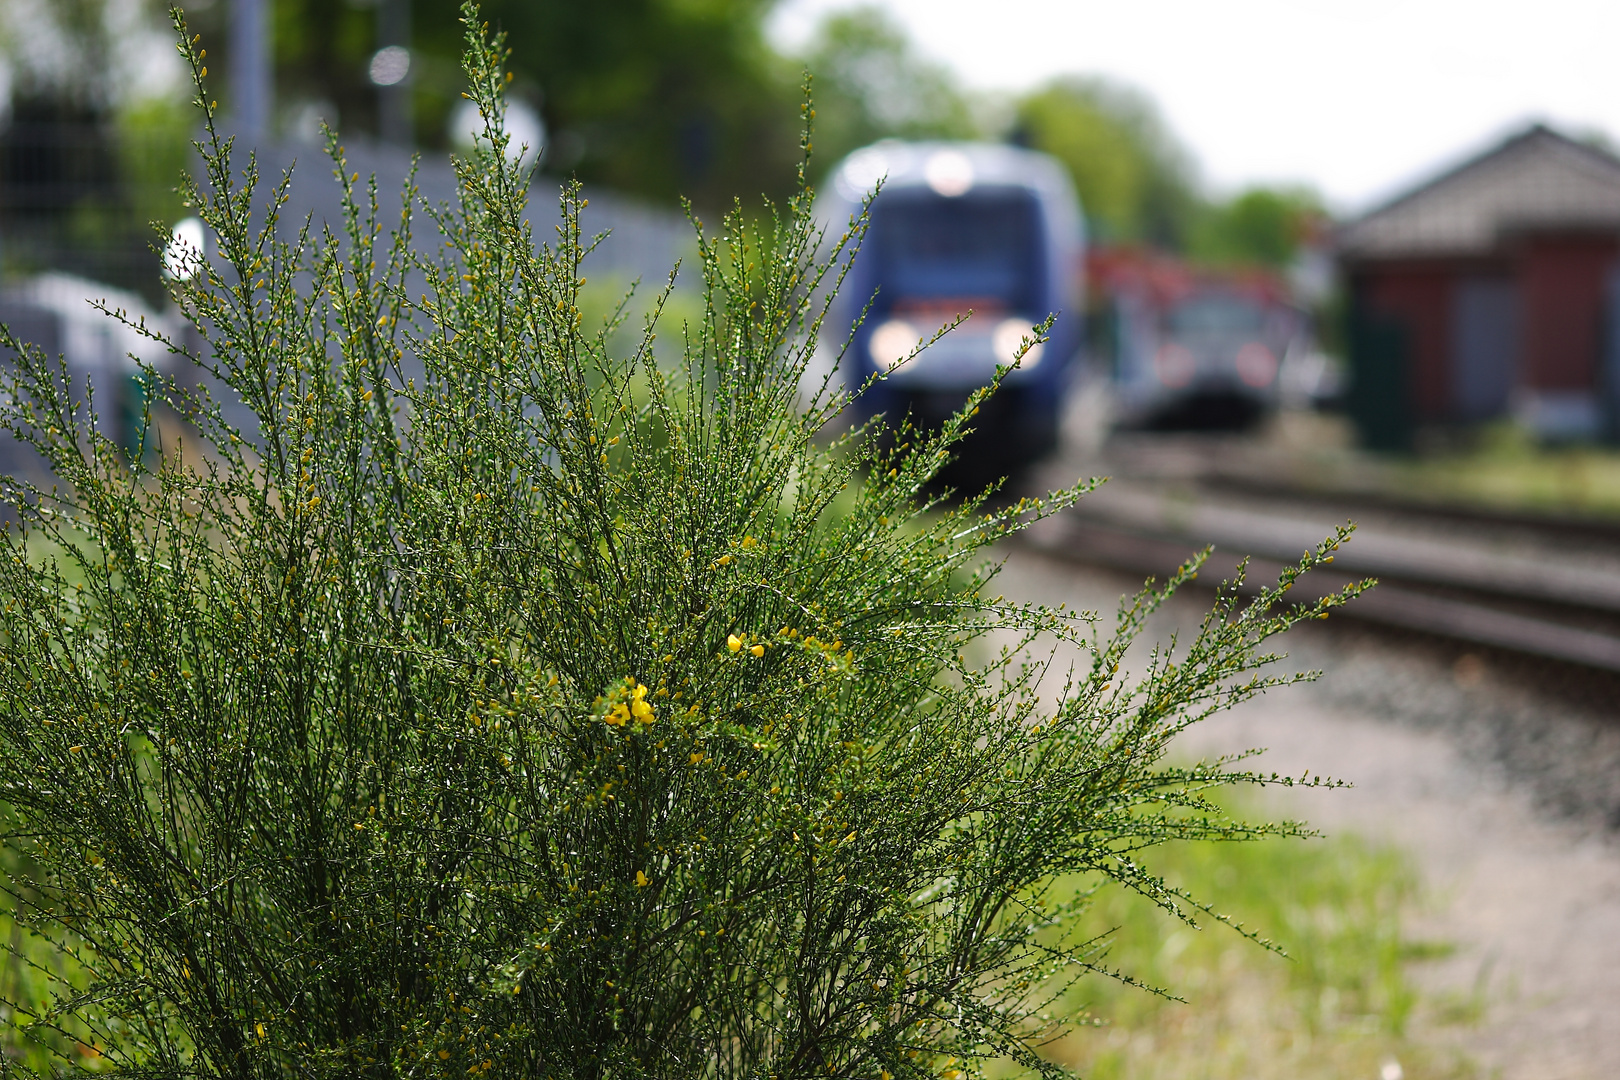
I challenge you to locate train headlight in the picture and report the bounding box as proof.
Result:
[868,320,918,368]
[1154,343,1196,388]
[1235,342,1278,387]
[992,319,1044,368]
[924,150,975,197]
[836,147,890,200]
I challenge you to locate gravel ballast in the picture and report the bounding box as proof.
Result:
[993,545,1620,1079]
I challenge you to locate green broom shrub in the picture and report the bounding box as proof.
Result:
[0,5,1363,1077]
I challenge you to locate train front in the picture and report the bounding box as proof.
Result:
[1094,250,1308,431]
[819,141,1085,476]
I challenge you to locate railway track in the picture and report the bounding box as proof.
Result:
[1020,475,1620,673]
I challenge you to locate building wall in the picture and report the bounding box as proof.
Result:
[1349,237,1620,442]
[1349,260,1455,423]
[1450,274,1519,422]
[1519,233,1620,391]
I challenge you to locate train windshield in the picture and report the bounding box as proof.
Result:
[868,189,1043,313]
[1165,295,1267,338]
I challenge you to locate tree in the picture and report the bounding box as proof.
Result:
[0,0,187,297]
[1012,77,1200,248]
[795,6,978,180]
[176,0,803,209]
[1188,185,1326,269]
[423,0,806,207]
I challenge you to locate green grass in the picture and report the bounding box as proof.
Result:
[1259,412,1620,519]
[1388,422,1620,519]
[0,843,105,1071]
[1028,796,1478,1080]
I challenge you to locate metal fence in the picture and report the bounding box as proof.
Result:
[0,100,168,304]
[0,116,699,481]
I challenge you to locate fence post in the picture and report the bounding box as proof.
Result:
[230,0,272,144]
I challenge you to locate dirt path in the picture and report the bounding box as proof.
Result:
[993,547,1620,1079]
[1190,694,1620,1079]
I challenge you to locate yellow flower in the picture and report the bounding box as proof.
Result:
[726,634,742,653]
[749,644,764,657]
[603,680,656,726]
[635,870,649,887]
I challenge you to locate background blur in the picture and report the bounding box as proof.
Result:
[4,0,1620,501]
[0,0,1324,301]
[5,6,1620,1078]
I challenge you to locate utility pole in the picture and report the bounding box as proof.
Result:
[230,0,272,143]
[373,0,414,146]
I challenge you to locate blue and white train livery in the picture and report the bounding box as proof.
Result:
[816,141,1085,473]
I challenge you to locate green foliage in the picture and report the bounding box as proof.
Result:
[0,816,100,1072]
[0,0,117,105]
[0,6,1365,1077]
[160,0,799,209]
[263,0,388,134]
[1187,186,1325,270]
[1011,81,1328,270]
[1385,422,1620,516]
[796,6,979,180]
[1012,78,1200,247]
[1045,797,1453,1079]
[115,94,195,235]
[414,0,797,207]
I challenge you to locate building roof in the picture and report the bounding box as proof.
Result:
[1338,124,1620,261]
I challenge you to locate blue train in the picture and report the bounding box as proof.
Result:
[816,141,1085,476]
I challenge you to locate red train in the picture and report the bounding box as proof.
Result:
[1090,247,1319,430]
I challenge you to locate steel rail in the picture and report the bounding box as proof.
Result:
[1068,484,1620,613]
[1201,474,1620,546]
[1021,490,1620,674]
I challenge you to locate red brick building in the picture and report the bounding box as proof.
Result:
[1339,124,1620,447]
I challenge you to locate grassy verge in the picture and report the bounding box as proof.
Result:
[1387,423,1620,519]
[1259,412,1620,519]
[1028,796,1477,1080]
[0,847,101,1070]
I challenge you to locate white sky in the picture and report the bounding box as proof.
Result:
[768,0,1620,214]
